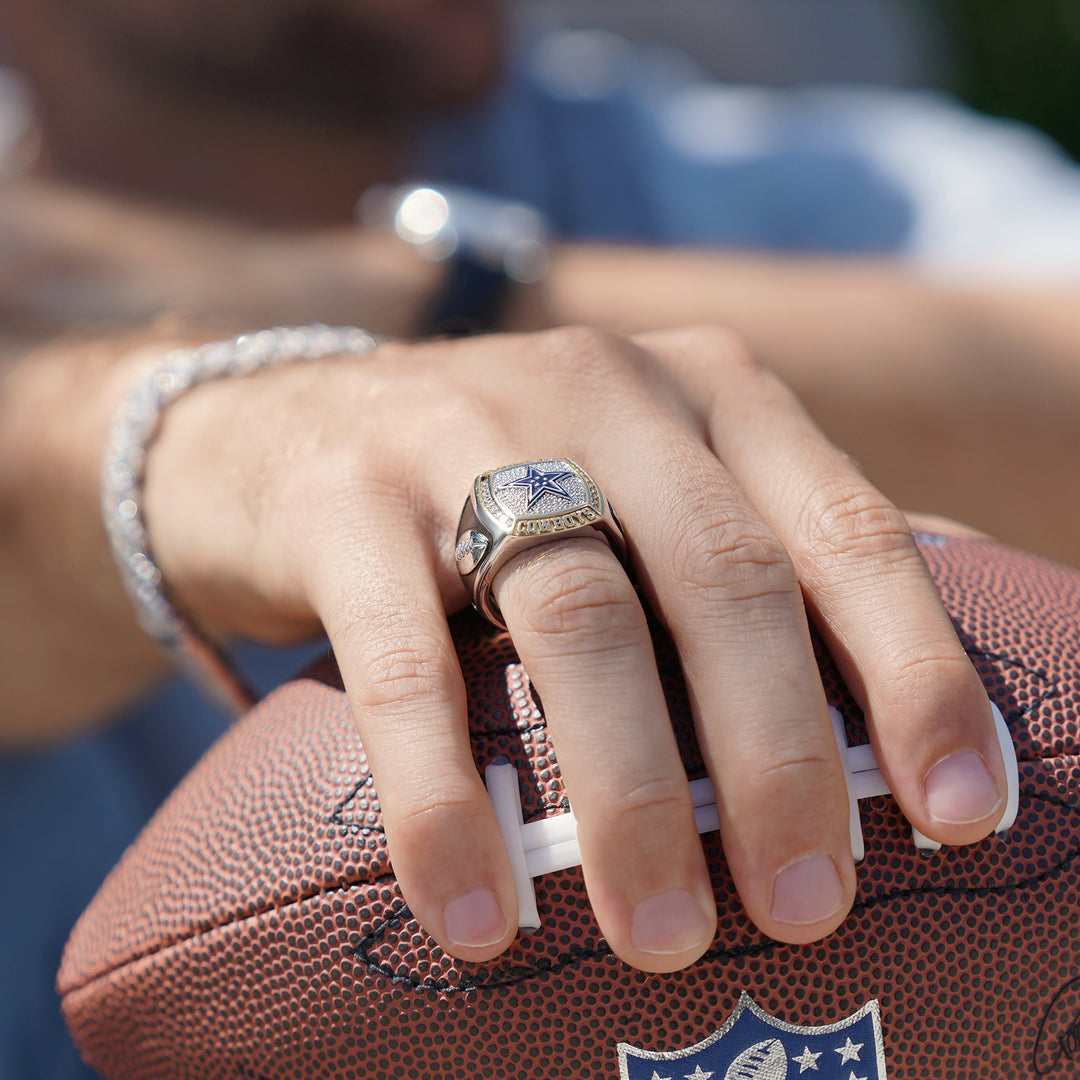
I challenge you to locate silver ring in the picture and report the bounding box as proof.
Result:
[455,458,627,628]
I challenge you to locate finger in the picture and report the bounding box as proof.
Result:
[492,537,718,972]
[579,426,857,944]
[300,499,518,962]
[642,326,1008,847]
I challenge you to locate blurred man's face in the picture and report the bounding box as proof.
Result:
[61,0,505,129]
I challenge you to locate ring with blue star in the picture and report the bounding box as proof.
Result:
[459,456,626,627]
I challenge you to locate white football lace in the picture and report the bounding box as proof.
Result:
[486,703,1019,931]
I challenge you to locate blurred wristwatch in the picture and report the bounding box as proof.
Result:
[358,183,551,337]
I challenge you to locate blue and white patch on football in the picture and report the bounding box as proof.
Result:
[618,993,886,1080]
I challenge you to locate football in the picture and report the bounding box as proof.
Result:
[59,533,1080,1080]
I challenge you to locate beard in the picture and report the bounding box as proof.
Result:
[66,0,506,134]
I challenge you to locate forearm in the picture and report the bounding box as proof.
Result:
[0,178,442,340]
[527,246,1080,568]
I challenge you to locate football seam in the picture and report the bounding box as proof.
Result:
[62,780,1080,1000]
[58,862,393,996]
[963,645,1061,718]
[64,791,1080,1009]
[331,787,1080,997]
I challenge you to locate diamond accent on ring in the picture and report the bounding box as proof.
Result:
[455,529,490,574]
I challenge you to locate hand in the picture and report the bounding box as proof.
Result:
[143,325,1009,972]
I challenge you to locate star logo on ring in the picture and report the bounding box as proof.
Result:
[495,464,576,510]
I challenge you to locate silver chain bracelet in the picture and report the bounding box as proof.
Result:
[102,324,378,716]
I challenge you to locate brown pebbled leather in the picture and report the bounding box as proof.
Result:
[59,535,1080,1079]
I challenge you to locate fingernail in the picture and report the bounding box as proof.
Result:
[770,853,845,926]
[442,887,508,948]
[630,889,714,955]
[924,750,1002,825]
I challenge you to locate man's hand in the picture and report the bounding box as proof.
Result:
[136,325,1008,971]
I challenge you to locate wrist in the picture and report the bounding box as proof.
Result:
[115,327,377,711]
[139,361,312,641]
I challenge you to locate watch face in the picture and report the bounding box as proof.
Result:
[482,459,602,535]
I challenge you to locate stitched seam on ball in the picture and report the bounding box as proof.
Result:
[964,645,1062,719]
[347,900,620,994]
[60,868,400,995]
[344,789,1080,995]
[64,788,1080,999]
[967,647,1076,761]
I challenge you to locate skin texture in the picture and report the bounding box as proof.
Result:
[0,0,1074,972]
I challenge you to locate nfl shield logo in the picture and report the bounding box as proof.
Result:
[618,993,887,1080]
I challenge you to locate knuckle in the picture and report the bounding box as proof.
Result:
[514,555,644,652]
[539,324,625,365]
[799,482,914,566]
[600,774,693,827]
[537,325,646,393]
[352,634,457,716]
[882,649,981,713]
[670,511,797,608]
[642,325,765,418]
[677,325,760,372]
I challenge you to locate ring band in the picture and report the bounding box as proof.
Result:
[456,458,626,628]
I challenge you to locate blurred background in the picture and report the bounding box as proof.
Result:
[0,0,1077,159]
[935,0,1080,161]
[519,0,1080,160]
